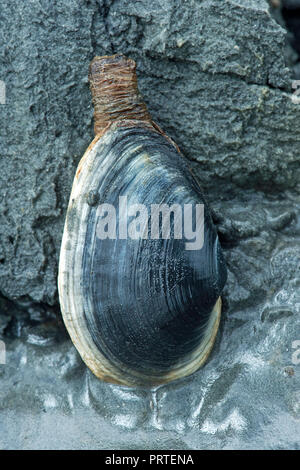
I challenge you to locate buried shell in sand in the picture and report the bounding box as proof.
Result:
[58,54,227,387]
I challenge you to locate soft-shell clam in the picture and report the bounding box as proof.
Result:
[58,54,227,386]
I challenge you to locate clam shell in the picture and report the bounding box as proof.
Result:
[58,122,227,386]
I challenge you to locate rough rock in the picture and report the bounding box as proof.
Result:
[0,0,299,450]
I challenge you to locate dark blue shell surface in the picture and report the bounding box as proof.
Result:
[58,124,227,386]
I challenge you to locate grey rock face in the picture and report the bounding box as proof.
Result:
[0,0,299,449]
[0,0,299,305]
